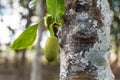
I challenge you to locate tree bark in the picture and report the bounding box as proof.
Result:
[30,0,46,80]
[58,0,114,80]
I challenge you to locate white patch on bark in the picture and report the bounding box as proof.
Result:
[80,0,114,80]
[60,49,67,80]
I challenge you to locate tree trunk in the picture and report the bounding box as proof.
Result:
[30,0,46,80]
[58,0,114,80]
[15,0,32,79]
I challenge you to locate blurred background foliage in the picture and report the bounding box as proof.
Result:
[0,0,120,80]
[108,0,120,80]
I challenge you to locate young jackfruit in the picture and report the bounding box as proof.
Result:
[44,36,59,62]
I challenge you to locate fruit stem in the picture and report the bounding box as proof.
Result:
[49,25,54,36]
[37,17,44,24]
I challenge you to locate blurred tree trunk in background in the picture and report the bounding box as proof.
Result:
[58,0,114,79]
[30,0,46,80]
[111,33,120,80]
[111,13,120,80]
[109,0,120,79]
[15,0,33,79]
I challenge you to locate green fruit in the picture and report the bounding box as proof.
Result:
[44,36,59,62]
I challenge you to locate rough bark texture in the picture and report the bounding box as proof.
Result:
[58,0,114,80]
[30,0,46,80]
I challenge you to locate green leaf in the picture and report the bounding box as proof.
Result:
[56,0,65,21]
[46,0,65,22]
[12,23,39,50]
